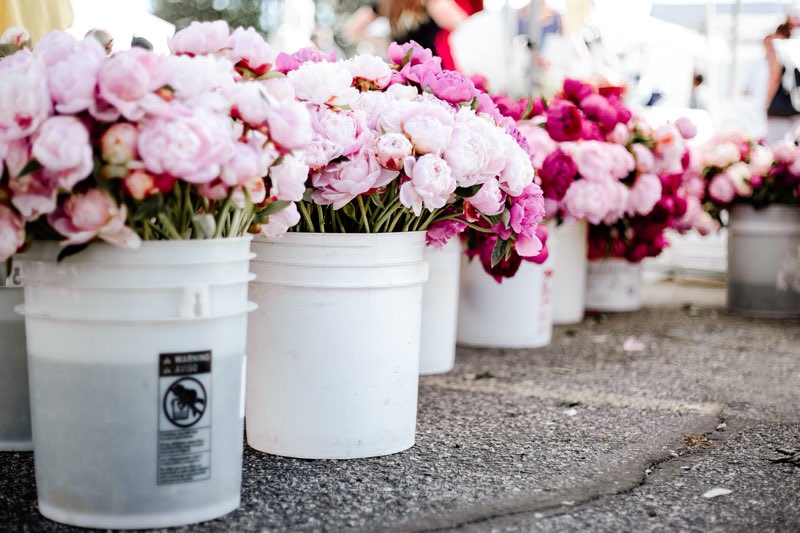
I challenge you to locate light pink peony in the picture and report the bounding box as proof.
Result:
[346,54,393,89]
[48,189,140,248]
[608,123,630,145]
[509,183,546,257]
[570,141,616,182]
[703,141,741,168]
[266,102,312,151]
[0,49,52,140]
[46,36,106,114]
[443,118,489,186]
[631,143,655,173]
[311,149,386,209]
[312,107,370,159]
[708,173,736,204]
[601,180,630,224]
[101,123,139,165]
[518,122,556,168]
[467,179,505,216]
[0,205,25,262]
[5,139,57,219]
[654,123,686,175]
[225,26,273,73]
[261,202,300,239]
[169,20,230,56]
[269,155,309,202]
[220,142,271,187]
[98,48,170,121]
[32,116,94,190]
[748,145,774,177]
[626,173,662,216]
[288,61,357,107]
[402,112,453,155]
[772,140,796,163]
[375,133,413,171]
[562,178,615,225]
[400,154,456,214]
[138,110,235,184]
[726,162,752,197]
[499,137,536,197]
[674,116,697,139]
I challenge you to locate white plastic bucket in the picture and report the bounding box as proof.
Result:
[246,232,428,459]
[18,238,252,529]
[552,220,588,325]
[0,259,31,451]
[420,239,461,375]
[456,251,554,349]
[727,205,800,317]
[585,258,642,312]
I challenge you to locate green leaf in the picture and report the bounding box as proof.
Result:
[470,97,480,111]
[260,200,292,218]
[521,96,536,120]
[18,159,42,177]
[456,184,482,198]
[370,193,384,209]
[302,187,314,203]
[57,243,91,262]
[131,195,163,221]
[342,202,358,221]
[491,238,506,267]
[500,209,511,228]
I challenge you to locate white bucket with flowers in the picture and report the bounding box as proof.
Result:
[0,258,30,451]
[0,22,311,529]
[245,42,546,458]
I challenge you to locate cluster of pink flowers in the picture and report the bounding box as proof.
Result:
[277,40,547,272]
[492,79,709,263]
[697,132,799,216]
[0,23,312,262]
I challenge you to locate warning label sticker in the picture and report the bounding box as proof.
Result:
[157,351,212,485]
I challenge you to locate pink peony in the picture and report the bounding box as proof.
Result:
[98,48,170,121]
[0,205,25,262]
[400,154,456,214]
[579,94,619,132]
[375,133,413,171]
[563,79,594,103]
[772,140,796,163]
[703,141,741,168]
[561,178,613,225]
[274,47,337,73]
[425,219,466,248]
[169,20,230,56]
[726,162,753,197]
[748,145,774,177]
[708,173,736,204]
[138,110,235,184]
[388,40,433,67]
[0,49,51,141]
[269,155,309,202]
[225,26,273,74]
[626,173,662,216]
[538,149,577,201]
[608,123,630,145]
[509,183,546,257]
[421,69,476,104]
[32,116,94,190]
[467,179,505,216]
[402,111,453,155]
[261,202,300,239]
[101,123,139,165]
[654,123,686,175]
[46,36,106,114]
[545,100,583,142]
[220,142,271,187]
[346,54,393,89]
[631,143,655,173]
[288,61,357,107]
[48,189,140,248]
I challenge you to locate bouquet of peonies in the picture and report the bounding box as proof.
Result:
[260,40,547,270]
[698,132,798,220]
[493,79,709,264]
[0,22,312,263]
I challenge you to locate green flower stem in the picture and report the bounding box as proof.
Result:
[413,208,442,231]
[316,205,325,233]
[371,198,403,232]
[386,208,407,232]
[436,214,493,233]
[357,195,370,233]
[298,202,315,232]
[214,195,234,238]
[157,213,183,240]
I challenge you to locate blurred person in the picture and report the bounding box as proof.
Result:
[764,12,800,142]
[345,0,482,69]
[689,73,707,110]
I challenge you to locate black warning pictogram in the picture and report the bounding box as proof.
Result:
[162,377,207,428]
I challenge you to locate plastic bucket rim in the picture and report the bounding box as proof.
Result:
[15,301,257,323]
[21,273,256,290]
